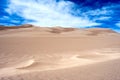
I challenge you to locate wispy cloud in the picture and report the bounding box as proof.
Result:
[5,0,100,27]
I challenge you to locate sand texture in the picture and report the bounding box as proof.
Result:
[0,26,120,80]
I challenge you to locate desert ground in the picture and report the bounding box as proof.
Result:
[0,25,120,80]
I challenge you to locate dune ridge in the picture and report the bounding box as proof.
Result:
[15,48,120,71]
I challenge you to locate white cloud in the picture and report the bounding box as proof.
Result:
[116,22,120,27]
[0,16,9,20]
[93,16,111,21]
[6,0,101,27]
[85,8,113,16]
[79,6,114,22]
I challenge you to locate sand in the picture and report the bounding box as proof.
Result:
[0,26,120,80]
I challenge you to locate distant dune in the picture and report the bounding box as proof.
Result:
[0,24,33,30]
[0,25,120,80]
[85,28,117,36]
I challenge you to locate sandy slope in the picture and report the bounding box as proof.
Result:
[0,26,120,80]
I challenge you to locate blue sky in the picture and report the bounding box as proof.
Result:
[0,0,120,32]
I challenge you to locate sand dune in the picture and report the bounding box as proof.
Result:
[0,26,120,80]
